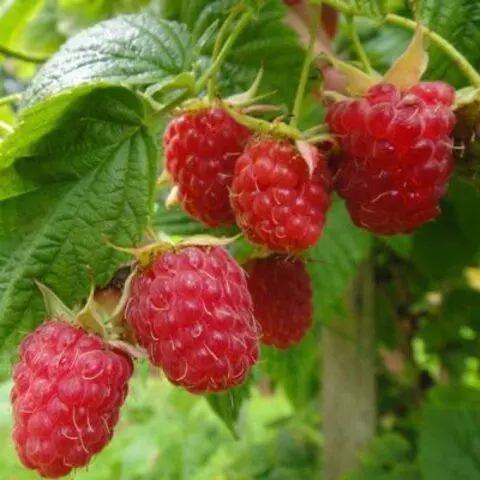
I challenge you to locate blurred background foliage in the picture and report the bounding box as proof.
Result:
[1,0,480,479]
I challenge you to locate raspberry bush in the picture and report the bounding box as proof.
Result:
[0,0,480,478]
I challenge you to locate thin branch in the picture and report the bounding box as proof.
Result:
[385,14,480,87]
[345,15,374,74]
[0,93,21,108]
[0,45,47,64]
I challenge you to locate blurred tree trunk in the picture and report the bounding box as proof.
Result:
[322,262,377,480]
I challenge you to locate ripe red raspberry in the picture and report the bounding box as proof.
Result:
[326,81,456,235]
[163,107,251,227]
[11,321,133,478]
[245,255,312,349]
[230,138,332,252]
[125,246,259,394]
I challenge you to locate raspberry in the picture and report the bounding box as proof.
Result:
[230,137,332,252]
[163,107,251,227]
[11,321,133,478]
[245,255,312,349]
[125,246,259,394]
[326,81,456,235]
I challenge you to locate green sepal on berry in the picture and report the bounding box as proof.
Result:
[34,280,136,349]
[322,23,428,97]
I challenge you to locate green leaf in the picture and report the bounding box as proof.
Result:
[24,13,195,107]
[421,0,480,87]
[154,199,239,238]
[316,0,388,19]
[351,0,388,19]
[57,0,151,35]
[16,0,65,57]
[206,382,250,437]
[0,86,156,348]
[411,182,480,281]
[381,235,413,258]
[347,433,421,480]
[308,200,373,321]
[419,386,480,480]
[0,0,44,47]
[0,82,104,169]
[261,333,319,409]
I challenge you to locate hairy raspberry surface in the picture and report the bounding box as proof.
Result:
[245,255,312,349]
[126,246,259,394]
[326,81,456,235]
[164,107,251,227]
[230,138,332,252]
[11,321,133,478]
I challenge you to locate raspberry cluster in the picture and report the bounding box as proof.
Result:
[11,321,133,478]
[164,107,333,252]
[326,81,456,235]
[126,246,260,393]
[11,72,459,478]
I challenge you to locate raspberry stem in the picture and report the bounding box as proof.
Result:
[223,103,302,139]
[195,9,253,95]
[385,14,480,88]
[0,93,21,107]
[0,121,12,135]
[290,4,319,129]
[0,45,46,63]
[345,15,373,74]
[321,0,480,87]
[207,7,241,101]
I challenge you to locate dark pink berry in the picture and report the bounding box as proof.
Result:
[125,246,260,394]
[245,255,312,349]
[326,82,456,235]
[163,107,251,227]
[11,321,133,478]
[230,137,332,252]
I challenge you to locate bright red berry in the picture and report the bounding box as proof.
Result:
[326,81,456,235]
[125,246,259,394]
[163,107,251,227]
[11,321,133,478]
[245,255,312,349]
[230,137,332,252]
